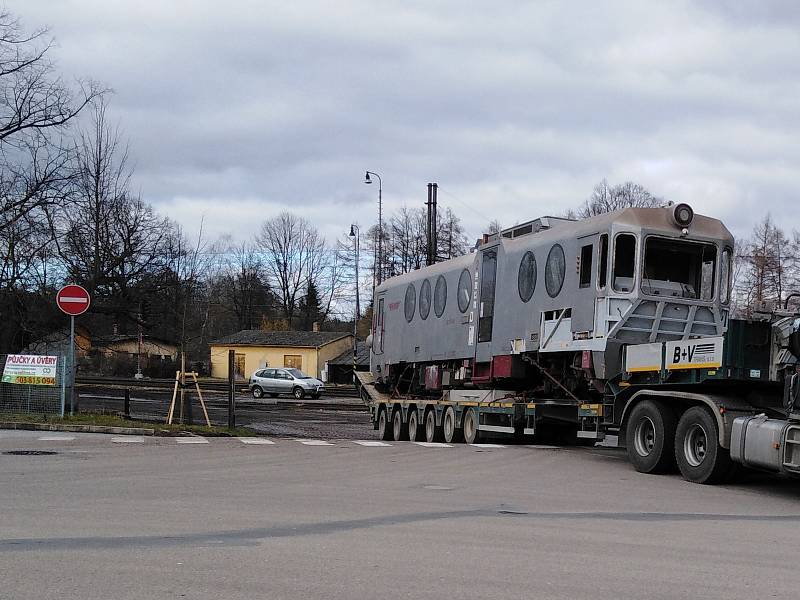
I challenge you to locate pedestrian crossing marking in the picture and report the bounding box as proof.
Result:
[112,436,144,443]
[413,442,452,448]
[353,441,392,447]
[472,443,506,448]
[298,439,334,446]
[239,437,276,445]
[176,437,209,444]
[37,436,75,441]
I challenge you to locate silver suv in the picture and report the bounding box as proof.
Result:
[249,368,324,400]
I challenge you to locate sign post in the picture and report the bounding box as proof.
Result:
[56,285,91,416]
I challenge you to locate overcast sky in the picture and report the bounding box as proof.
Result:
[15,0,800,245]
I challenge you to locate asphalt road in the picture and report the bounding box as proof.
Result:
[2,430,800,600]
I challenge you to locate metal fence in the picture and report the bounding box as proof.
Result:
[0,354,67,417]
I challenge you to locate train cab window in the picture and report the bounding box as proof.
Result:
[641,237,717,300]
[579,244,593,288]
[720,247,732,304]
[598,234,608,289]
[612,234,636,293]
[545,244,566,297]
[404,283,416,322]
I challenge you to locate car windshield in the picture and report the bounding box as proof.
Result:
[286,368,311,379]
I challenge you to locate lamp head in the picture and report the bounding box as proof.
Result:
[364,171,372,184]
[349,224,356,237]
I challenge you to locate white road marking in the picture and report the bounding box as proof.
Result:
[525,444,560,449]
[298,440,334,446]
[472,443,506,448]
[112,436,144,443]
[239,437,276,445]
[353,441,392,447]
[176,437,209,444]
[37,436,75,441]
[413,442,453,448]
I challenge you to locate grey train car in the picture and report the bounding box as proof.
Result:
[369,203,733,400]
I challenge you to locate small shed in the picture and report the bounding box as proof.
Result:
[326,341,370,384]
[209,330,353,380]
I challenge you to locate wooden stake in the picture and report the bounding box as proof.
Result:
[192,372,211,427]
[167,370,180,424]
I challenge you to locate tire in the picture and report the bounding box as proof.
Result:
[625,399,677,474]
[443,406,463,443]
[377,406,392,441]
[252,386,264,399]
[293,386,305,400]
[392,408,408,441]
[463,408,481,444]
[407,408,420,441]
[675,406,735,484]
[424,408,440,443]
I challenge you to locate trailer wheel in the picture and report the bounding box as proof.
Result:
[408,408,421,441]
[463,408,481,444]
[377,406,392,441]
[443,406,463,443]
[625,400,677,474]
[675,406,734,484]
[392,408,408,441]
[424,408,441,442]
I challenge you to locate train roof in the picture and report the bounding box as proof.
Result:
[376,205,733,292]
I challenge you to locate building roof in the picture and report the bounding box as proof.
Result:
[93,334,176,347]
[210,329,352,348]
[328,341,369,366]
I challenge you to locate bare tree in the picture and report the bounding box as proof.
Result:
[575,179,663,217]
[257,212,328,328]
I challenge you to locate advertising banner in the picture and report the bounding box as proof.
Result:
[2,355,59,386]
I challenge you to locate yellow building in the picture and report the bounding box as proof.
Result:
[209,330,354,380]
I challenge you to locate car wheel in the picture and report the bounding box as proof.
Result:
[675,406,735,484]
[293,386,305,400]
[625,399,677,474]
[252,386,263,399]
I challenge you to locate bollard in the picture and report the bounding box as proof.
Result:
[124,388,131,419]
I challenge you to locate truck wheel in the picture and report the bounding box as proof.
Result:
[392,408,408,441]
[424,408,441,442]
[463,408,481,444]
[675,406,734,484]
[443,406,463,443]
[625,400,677,474]
[408,408,421,441]
[377,406,392,441]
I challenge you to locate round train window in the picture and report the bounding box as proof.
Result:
[404,283,416,322]
[545,244,566,297]
[457,269,472,313]
[518,251,537,302]
[419,279,432,320]
[434,275,447,317]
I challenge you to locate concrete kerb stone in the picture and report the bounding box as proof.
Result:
[0,422,155,436]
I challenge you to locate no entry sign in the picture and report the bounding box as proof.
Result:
[56,284,91,316]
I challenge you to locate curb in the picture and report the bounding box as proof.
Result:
[0,422,155,436]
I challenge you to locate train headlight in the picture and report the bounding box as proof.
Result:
[671,203,694,228]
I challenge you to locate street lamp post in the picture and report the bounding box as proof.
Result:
[349,224,360,382]
[364,170,383,285]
